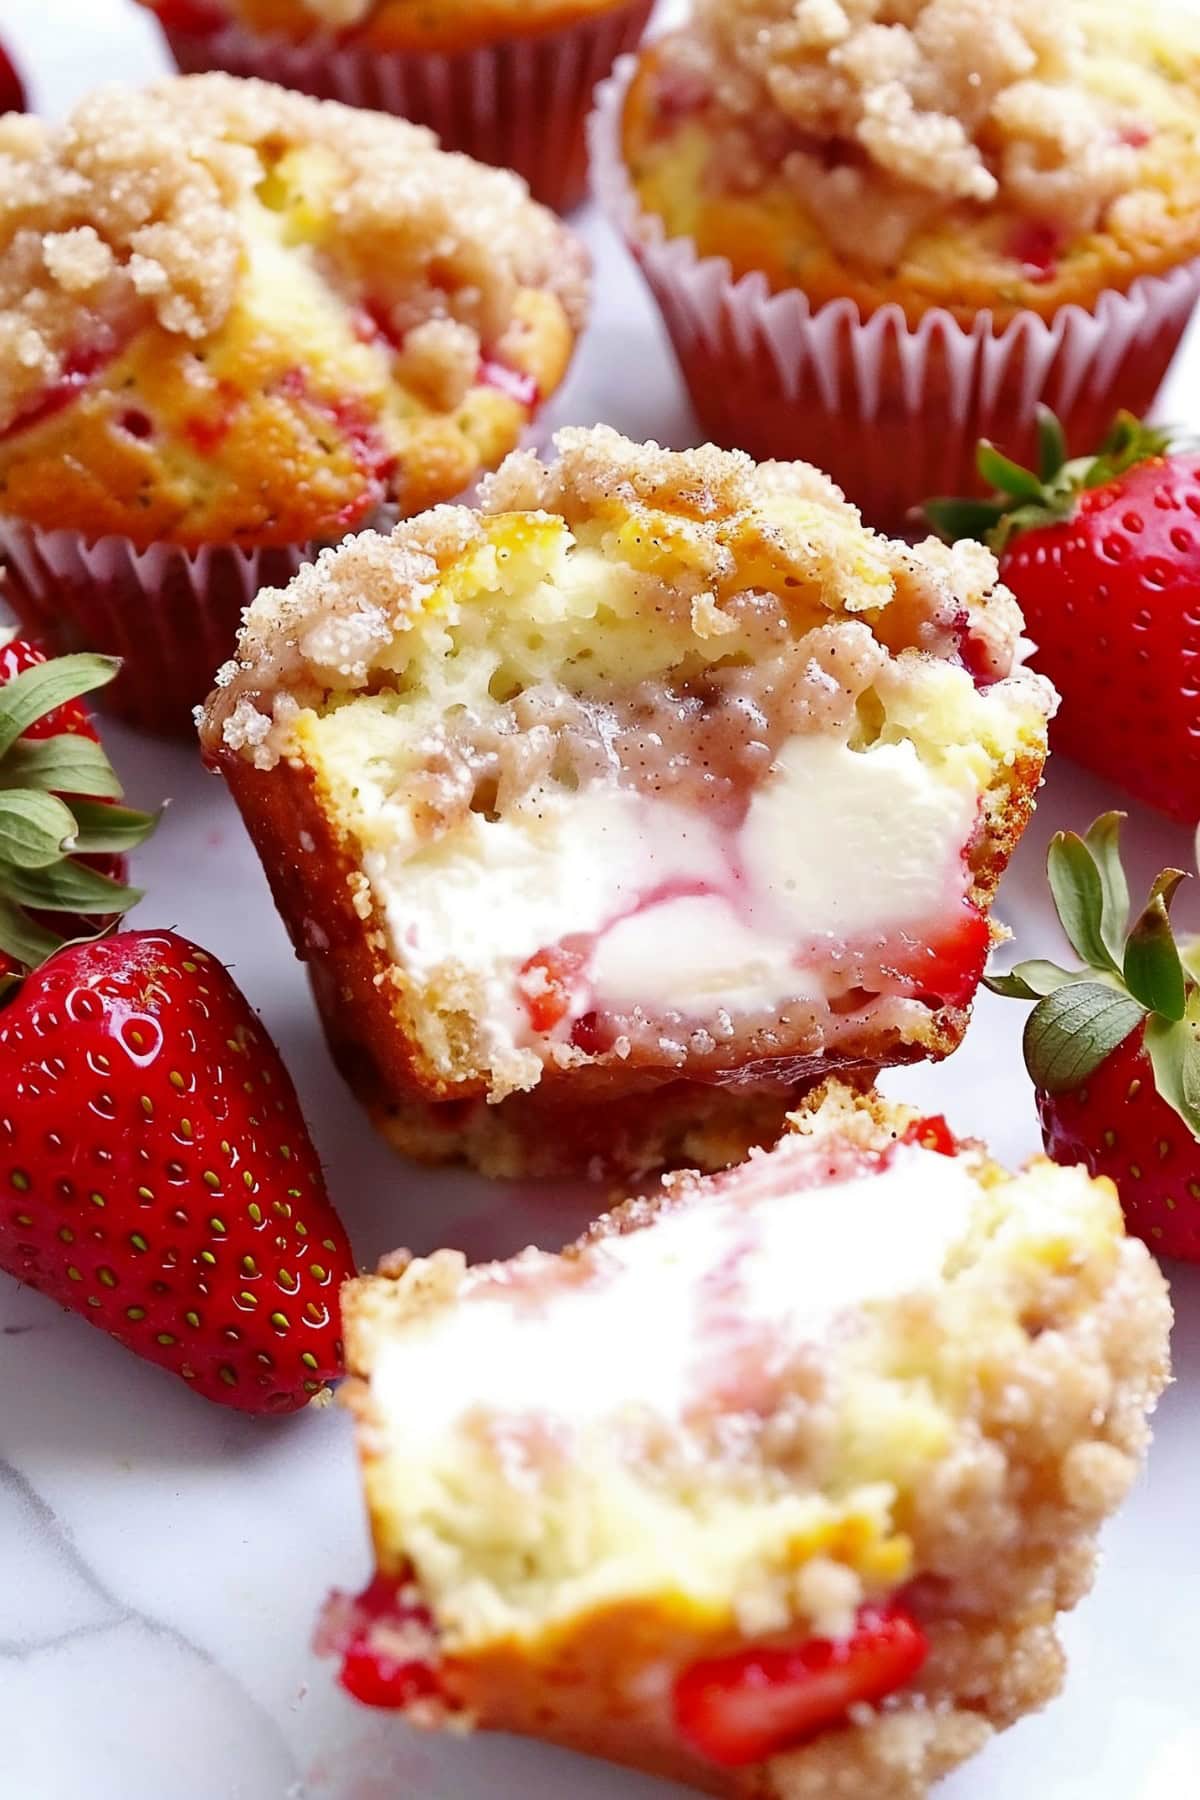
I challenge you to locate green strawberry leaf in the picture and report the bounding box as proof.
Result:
[1083,811,1131,963]
[1047,830,1121,975]
[1023,981,1146,1092]
[921,496,1008,544]
[0,893,64,969]
[0,734,125,799]
[1036,406,1068,483]
[0,856,141,915]
[1145,1014,1200,1141]
[0,654,119,762]
[985,959,1080,1001]
[0,789,77,869]
[1123,869,1188,1020]
[66,799,159,855]
[977,441,1045,504]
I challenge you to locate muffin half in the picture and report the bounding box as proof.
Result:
[321,1080,1171,1796]
[201,427,1054,1177]
[0,74,587,730]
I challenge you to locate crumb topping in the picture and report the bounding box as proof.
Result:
[650,0,1158,266]
[0,74,587,436]
[200,426,1036,768]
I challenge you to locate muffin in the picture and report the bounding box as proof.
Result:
[320,1080,1171,1797]
[591,0,1200,529]
[200,428,1054,1179]
[0,75,587,733]
[136,0,654,212]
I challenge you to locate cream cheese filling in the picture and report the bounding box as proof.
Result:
[364,731,981,1056]
[373,1139,978,1465]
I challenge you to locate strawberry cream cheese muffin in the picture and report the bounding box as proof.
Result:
[320,1081,1171,1796]
[201,428,1054,1178]
[0,75,587,733]
[592,0,1200,528]
[136,0,653,212]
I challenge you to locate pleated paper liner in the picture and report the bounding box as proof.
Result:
[0,523,305,736]
[159,0,653,213]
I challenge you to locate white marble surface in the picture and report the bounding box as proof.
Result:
[3,4,1200,1796]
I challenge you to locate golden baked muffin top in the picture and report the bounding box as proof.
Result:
[138,0,628,53]
[0,75,587,547]
[622,0,1200,323]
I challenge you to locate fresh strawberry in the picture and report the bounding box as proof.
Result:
[0,929,354,1410]
[925,410,1200,822]
[988,811,1200,1261]
[672,1604,928,1768]
[0,630,155,987]
[0,40,25,114]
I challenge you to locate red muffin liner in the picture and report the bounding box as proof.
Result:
[590,58,1200,531]
[158,0,653,213]
[0,521,306,736]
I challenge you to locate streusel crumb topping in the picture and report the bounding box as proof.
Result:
[666,0,1151,265]
[203,426,1036,767]
[0,73,587,435]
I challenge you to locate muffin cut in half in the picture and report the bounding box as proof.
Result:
[201,428,1054,1177]
[322,1081,1171,1797]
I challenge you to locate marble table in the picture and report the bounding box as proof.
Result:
[3,4,1200,1796]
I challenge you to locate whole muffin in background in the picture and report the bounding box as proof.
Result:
[0,75,588,733]
[201,427,1054,1181]
[592,0,1200,529]
[324,1081,1171,1798]
[135,0,654,212]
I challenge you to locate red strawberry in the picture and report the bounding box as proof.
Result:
[672,1605,928,1768]
[988,811,1200,1261]
[0,41,25,114]
[148,0,230,32]
[0,929,354,1410]
[925,410,1200,822]
[0,630,155,986]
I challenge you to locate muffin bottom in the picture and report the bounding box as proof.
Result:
[160,0,653,214]
[0,520,306,736]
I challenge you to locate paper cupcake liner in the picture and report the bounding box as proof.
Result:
[0,521,306,737]
[590,58,1200,530]
[161,0,653,213]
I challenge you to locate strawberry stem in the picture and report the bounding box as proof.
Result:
[988,812,1200,1139]
[922,408,1177,552]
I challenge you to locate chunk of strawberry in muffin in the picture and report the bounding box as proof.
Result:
[201,428,1053,1178]
[323,1080,1170,1797]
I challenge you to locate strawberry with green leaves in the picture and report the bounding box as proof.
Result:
[0,631,355,1409]
[0,631,154,986]
[925,411,1200,823]
[989,812,1200,1261]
